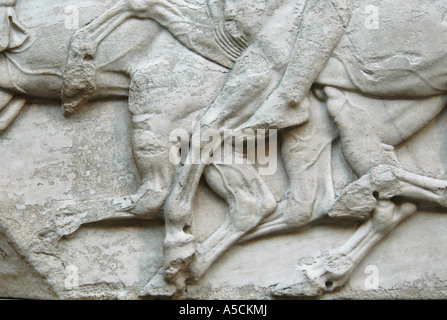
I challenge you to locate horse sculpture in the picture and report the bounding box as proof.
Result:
[0,0,164,131]
[3,0,447,298]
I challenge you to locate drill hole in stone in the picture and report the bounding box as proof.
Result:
[373,191,379,199]
[183,225,191,234]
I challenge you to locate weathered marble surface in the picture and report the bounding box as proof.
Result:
[1,0,447,299]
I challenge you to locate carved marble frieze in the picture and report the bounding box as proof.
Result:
[1,0,447,300]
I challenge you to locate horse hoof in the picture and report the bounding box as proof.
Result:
[270,266,325,297]
[163,234,196,283]
[113,185,166,219]
[271,253,353,297]
[139,269,177,298]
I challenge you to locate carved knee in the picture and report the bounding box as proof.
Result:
[371,200,417,235]
[231,189,277,232]
[370,164,400,199]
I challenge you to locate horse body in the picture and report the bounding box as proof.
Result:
[317,0,447,98]
[5,1,447,101]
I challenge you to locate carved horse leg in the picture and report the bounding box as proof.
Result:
[161,161,206,290]
[272,164,447,296]
[188,163,277,281]
[138,154,205,297]
[144,113,277,293]
[241,92,338,241]
[141,161,276,297]
[142,158,277,296]
[273,199,417,296]
[329,164,447,220]
[272,87,447,296]
[325,87,447,220]
[62,1,133,114]
[156,126,240,291]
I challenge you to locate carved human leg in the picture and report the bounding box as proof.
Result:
[155,0,351,288]
[242,0,351,130]
[156,1,302,290]
[230,0,352,240]
[272,199,418,296]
